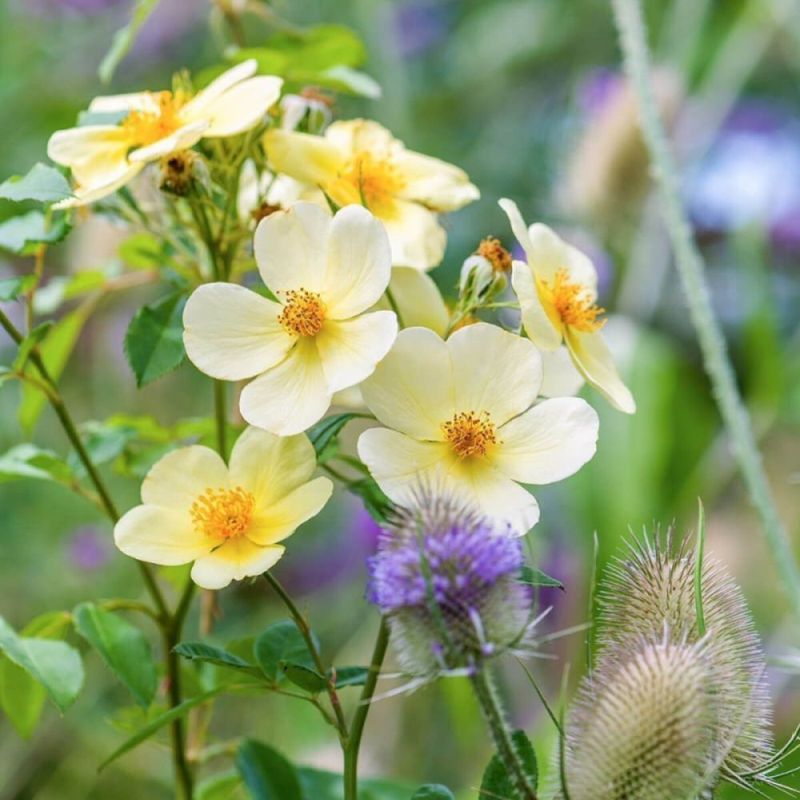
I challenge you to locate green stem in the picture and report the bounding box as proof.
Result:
[470,668,537,800]
[611,0,800,619]
[263,573,349,742]
[343,618,390,800]
[213,380,228,461]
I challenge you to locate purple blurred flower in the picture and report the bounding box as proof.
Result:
[389,0,451,58]
[68,526,111,570]
[578,68,623,119]
[26,0,124,13]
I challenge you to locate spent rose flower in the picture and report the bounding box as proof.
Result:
[183,202,398,435]
[114,427,332,590]
[264,118,479,269]
[500,198,636,414]
[357,322,599,534]
[47,60,282,207]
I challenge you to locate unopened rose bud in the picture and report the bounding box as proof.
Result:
[159,151,205,197]
[280,90,333,133]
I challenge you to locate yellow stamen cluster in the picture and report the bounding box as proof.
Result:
[330,152,406,217]
[442,411,497,459]
[190,486,255,541]
[540,268,606,333]
[278,289,326,337]
[477,236,512,274]
[122,91,186,147]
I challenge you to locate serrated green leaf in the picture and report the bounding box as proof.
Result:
[0,275,37,302]
[479,729,538,799]
[236,739,303,800]
[0,616,83,713]
[174,642,261,674]
[124,293,186,387]
[73,603,157,707]
[307,412,365,462]
[411,785,454,800]
[253,621,318,683]
[0,211,71,254]
[0,163,72,205]
[347,477,393,523]
[518,566,563,590]
[332,666,369,688]
[99,0,162,84]
[282,662,326,693]
[0,444,72,484]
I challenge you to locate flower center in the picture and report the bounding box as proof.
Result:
[539,268,605,333]
[278,289,326,337]
[329,152,406,217]
[442,411,497,459]
[477,237,512,273]
[190,486,255,541]
[122,91,187,147]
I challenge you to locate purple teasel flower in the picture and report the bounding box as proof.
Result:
[388,0,452,58]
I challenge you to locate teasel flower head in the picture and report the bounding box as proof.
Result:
[563,636,721,800]
[597,531,772,778]
[366,492,535,676]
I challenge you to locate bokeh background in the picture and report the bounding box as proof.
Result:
[1,0,800,797]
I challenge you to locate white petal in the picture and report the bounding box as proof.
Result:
[324,119,398,153]
[494,397,599,484]
[179,59,258,119]
[183,283,292,381]
[263,128,343,187]
[316,311,398,393]
[114,505,211,565]
[379,267,449,335]
[539,346,584,397]
[322,205,392,319]
[360,327,454,440]
[565,328,636,414]
[228,426,318,504]
[499,198,535,261]
[254,202,330,296]
[54,162,143,208]
[381,200,446,270]
[512,260,561,350]
[527,223,598,292]
[128,121,208,163]
[239,338,331,435]
[190,541,285,590]
[141,445,229,510]
[396,148,480,211]
[357,428,450,504]
[89,92,160,114]
[199,76,283,137]
[247,477,333,545]
[447,322,542,426]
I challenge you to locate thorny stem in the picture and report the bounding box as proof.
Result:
[343,618,390,800]
[470,668,537,800]
[263,572,350,742]
[611,0,800,619]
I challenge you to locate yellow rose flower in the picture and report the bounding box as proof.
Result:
[114,427,332,590]
[47,60,283,207]
[500,198,636,414]
[263,119,479,270]
[183,202,398,435]
[357,322,599,534]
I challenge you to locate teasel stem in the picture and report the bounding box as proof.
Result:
[470,667,538,800]
[343,618,390,800]
[611,0,800,619]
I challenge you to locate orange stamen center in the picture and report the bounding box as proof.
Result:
[190,486,255,541]
[442,411,497,459]
[278,289,326,337]
[122,91,187,147]
[477,237,512,273]
[328,152,406,218]
[539,268,606,333]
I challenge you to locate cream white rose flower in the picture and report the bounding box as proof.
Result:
[499,198,635,414]
[263,119,479,270]
[48,60,282,207]
[183,202,398,435]
[357,322,599,534]
[114,427,332,590]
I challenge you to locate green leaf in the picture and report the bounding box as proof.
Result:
[282,663,327,693]
[118,232,166,270]
[12,321,52,372]
[411,786,454,800]
[99,686,225,770]
[236,739,303,800]
[0,444,72,484]
[347,477,394,523]
[479,730,538,799]
[174,642,261,675]
[0,274,37,301]
[33,269,106,315]
[124,293,186,387]
[99,0,162,84]
[332,666,368,688]
[297,768,414,800]
[0,612,71,738]
[0,616,83,713]
[307,412,365,461]
[295,66,381,99]
[73,603,157,707]
[0,163,72,205]
[518,566,563,590]
[68,420,139,474]
[253,621,318,683]
[0,211,71,254]
[197,771,246,800]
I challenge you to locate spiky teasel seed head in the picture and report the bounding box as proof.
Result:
[366,492,534,676]
[597,531,772,777]
[562,637,720,800]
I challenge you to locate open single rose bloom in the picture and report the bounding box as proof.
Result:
[500,198,636,414]
[114,427,332,590]
[47,60,282,207]
[183,202,398,435]
[357,323,600,535]
[264,119,479,270]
